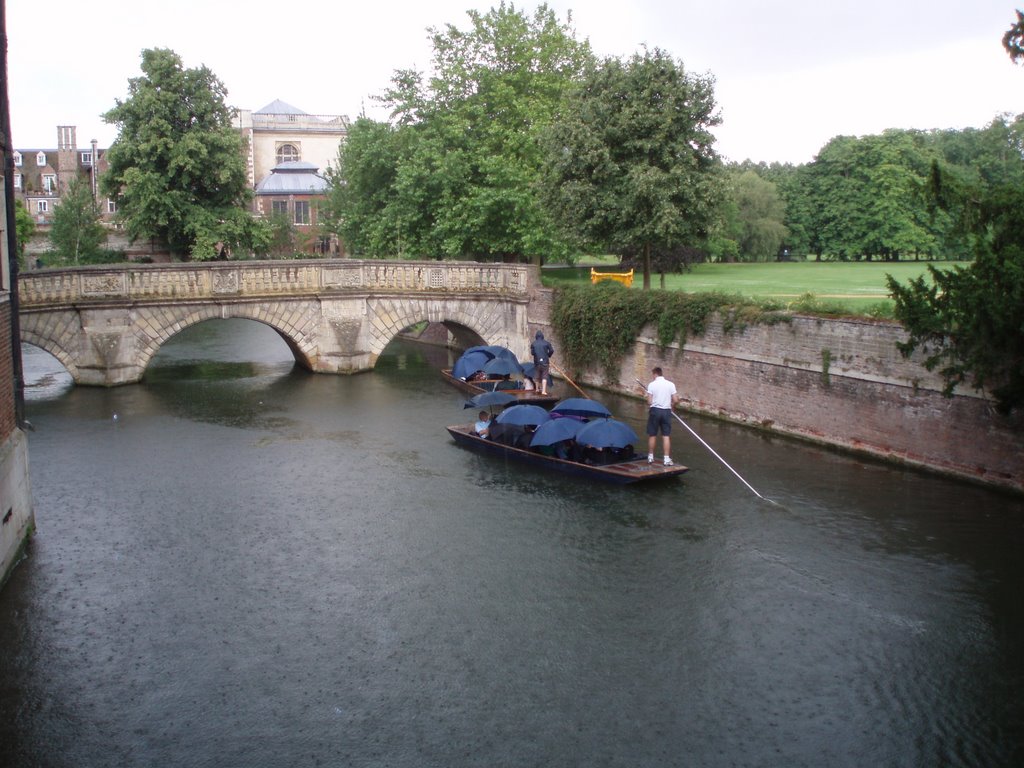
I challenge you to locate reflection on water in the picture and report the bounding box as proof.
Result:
[4,318,1024,768]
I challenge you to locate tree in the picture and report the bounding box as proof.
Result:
[14,204,35,266]
[1003,9,1024,61]
[884,19,1024,414]
[48,177,106,263]
[722,169,788,261]
[542,48,722,288]
[325,4,592,261]
[101,48,268,259]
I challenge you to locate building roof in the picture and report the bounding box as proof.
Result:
[255,161,330,195]
[255,99,307,115]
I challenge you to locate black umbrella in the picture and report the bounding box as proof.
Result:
[529,417,585,447]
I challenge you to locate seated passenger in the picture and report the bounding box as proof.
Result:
[474,411,491,438]
[495,374,517,391]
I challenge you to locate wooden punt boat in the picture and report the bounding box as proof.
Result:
[441,369,559,406]
[445,423,688,484]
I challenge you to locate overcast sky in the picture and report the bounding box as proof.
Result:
[5,1,1021,164]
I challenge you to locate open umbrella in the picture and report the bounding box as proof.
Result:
[495,404,551,426]
[529,417,585,447]
[463,391,517,409]
[551,397,612,419]
[463,345,505,359]
[575,418,638,449]
[452,350,491,380]
[483,356,525,377]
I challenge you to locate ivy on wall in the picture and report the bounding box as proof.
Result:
[550,282,788,377]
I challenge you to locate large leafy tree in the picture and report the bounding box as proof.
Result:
[101,48,268,259]
[325,4,591,261]
[48,177,106,263]
[884,18,1024,414]
[718,168,788,261]
[542,48,722,288]
[14,204,35,266]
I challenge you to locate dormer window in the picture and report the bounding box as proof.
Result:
[36,151,46,166]
[276,143,300,164]
[13,151,22,166]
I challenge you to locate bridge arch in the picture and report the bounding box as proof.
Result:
[20,313,81,380]
[131,303,319,376]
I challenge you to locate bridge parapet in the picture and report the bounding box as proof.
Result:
[19,259,531,308]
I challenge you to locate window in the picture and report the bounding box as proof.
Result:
[271,200,288,216]
[42,174,56,193]
[37,200,48,214]
[81,151,93,164]
[36,151,46,166]
[13,151,22,166]
[13,173,21,189]
[107,200,117,214]
[294,200,310,225]
[276,143,300,164]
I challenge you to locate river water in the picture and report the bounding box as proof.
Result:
[1,319,1022,768]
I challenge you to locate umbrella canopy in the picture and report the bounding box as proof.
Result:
[575,418,638,449]
[452,350,491,380]
[551,398,612,419]
[529,417,586,447]
[495,404,551,426]
[463,391,517,409]
[483,356,525,377]
[463,345,511,360]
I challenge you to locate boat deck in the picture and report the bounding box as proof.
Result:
[441,370,559,406]
[446,424,688,484]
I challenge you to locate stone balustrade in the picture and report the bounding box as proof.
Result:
[18,259,531,308]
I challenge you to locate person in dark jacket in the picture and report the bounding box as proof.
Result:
[530,330,554,396]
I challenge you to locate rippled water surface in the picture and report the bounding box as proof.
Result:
[2,319,1023,767]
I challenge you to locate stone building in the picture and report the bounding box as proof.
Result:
[13,125,114,227]
[235,100,349,193]
[255,160,337,255]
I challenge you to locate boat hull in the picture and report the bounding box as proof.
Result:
[441,370,559,406]
[446,424,688,485]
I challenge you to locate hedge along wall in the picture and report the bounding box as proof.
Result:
[529,287,1023,493]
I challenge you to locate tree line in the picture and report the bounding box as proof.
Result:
[31,3,1023,412]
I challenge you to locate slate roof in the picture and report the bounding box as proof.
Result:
[255,99,306,115]
[255,161,329,195]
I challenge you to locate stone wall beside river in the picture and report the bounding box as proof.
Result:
[529,286,1023,493]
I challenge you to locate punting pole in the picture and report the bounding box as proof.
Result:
[635,377,777,505]
[551,362,589,399]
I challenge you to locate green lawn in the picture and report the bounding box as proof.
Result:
[542,260,963,314]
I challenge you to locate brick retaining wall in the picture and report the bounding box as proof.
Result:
[531,289,1023,493]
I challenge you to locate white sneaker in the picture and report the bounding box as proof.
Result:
[663,457,674,466]
[647,453,655,464]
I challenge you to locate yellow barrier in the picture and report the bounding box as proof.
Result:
[590,267,634,287]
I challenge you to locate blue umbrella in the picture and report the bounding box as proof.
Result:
[463,345,505,359]
[529,417,585,447]
[495,404,551,426]
[551,397,612,419]
[483,356,525,377]
[575,418,638,449]
[463,391,517,409]
[452,351,491,380]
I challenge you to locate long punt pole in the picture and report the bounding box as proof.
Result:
[635,377,776,504]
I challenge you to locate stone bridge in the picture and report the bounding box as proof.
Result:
[17,260,539,385]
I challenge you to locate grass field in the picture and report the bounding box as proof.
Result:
[541,260,962,314]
